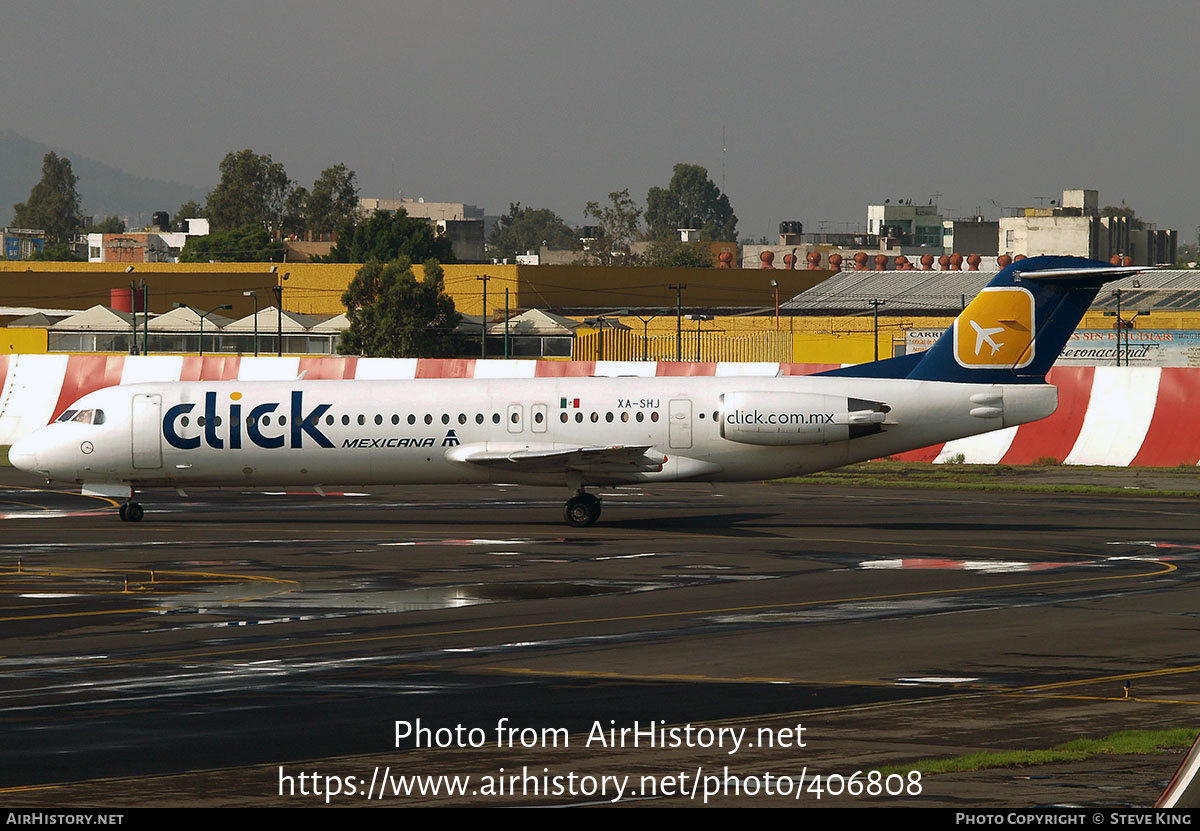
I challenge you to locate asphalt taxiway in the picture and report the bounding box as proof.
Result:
[0,470,1197,807]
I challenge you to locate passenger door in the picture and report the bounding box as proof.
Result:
[131,394,163,469]
[668,398,692,449]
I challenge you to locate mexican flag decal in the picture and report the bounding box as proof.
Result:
[560,397,580,408]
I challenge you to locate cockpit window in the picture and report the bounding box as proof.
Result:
[60,409,105,425]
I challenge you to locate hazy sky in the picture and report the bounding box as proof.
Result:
[5,0,1197,242]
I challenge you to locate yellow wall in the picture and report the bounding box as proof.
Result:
[590,312,955,364]
[270,263,364,316]
[7,260,1196,363]
[0,261,282,318]
[1079,311,1200,330]
[0,261,830,319]
[0,327,48,353]
[284,264,524,317]
[510,265,826,312]
[440,266,519,318]
[161,261,827,320]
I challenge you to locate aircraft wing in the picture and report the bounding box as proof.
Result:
[447,443,667,475]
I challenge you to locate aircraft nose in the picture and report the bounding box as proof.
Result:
[8,435,40,473]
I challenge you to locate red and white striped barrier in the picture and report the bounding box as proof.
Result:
[0,355,1190,466]
[890,365,1198,467]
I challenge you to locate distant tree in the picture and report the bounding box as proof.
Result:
[205,149,293,233]
[1176,241,1199,268]
[282,186,309,238]
[82,215,126,234]
[307,164,359,236]
[645,163,737,242]
[179,224,285,262]
[488,202,578,259]
[323,209,455,264]
[339,258,464,357]
[12,152,82,244]
[26,242,83,262]
[581,189,643,266]
[171,199,206,230]
[642,239,714,268]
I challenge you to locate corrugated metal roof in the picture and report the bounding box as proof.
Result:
[51,305,135,330]
[783,269,997,313]
[148,306,235,331]
[1089,271,1200,312]
[487,309,583,335]
[784,268,1200,314]
[222,307,320,333]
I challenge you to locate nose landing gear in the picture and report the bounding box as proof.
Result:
[563,491,601,527]
[118,502,144,522]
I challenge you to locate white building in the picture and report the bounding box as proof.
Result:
[998,189,1176,266]
[86,218,210,264]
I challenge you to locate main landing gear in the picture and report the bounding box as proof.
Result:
[563,491,601,528]
[118,501,144,522]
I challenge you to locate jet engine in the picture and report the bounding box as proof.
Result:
[720,391,888,446]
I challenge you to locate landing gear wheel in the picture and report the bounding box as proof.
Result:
[119,502,144,522]
[563,493,601,528]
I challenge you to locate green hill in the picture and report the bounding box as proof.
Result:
[1,129,207,229]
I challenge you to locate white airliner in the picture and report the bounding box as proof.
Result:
[969,319,1005,355]
[7,257,1144,527]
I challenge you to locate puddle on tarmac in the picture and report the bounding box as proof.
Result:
[154,579,637,615]
[858,557,1088,574]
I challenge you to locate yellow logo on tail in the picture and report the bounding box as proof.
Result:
[953,287,1035,368]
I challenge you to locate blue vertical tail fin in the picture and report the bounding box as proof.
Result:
[821,256,1145,384]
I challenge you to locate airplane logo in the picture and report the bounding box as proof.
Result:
[953,286,1035,369]
[969,320,1005,356]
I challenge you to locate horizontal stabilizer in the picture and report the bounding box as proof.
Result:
[1013,264,1148,282]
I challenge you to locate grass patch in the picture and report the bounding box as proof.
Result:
[874,728,1198,776]
[774,461,1200,499]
